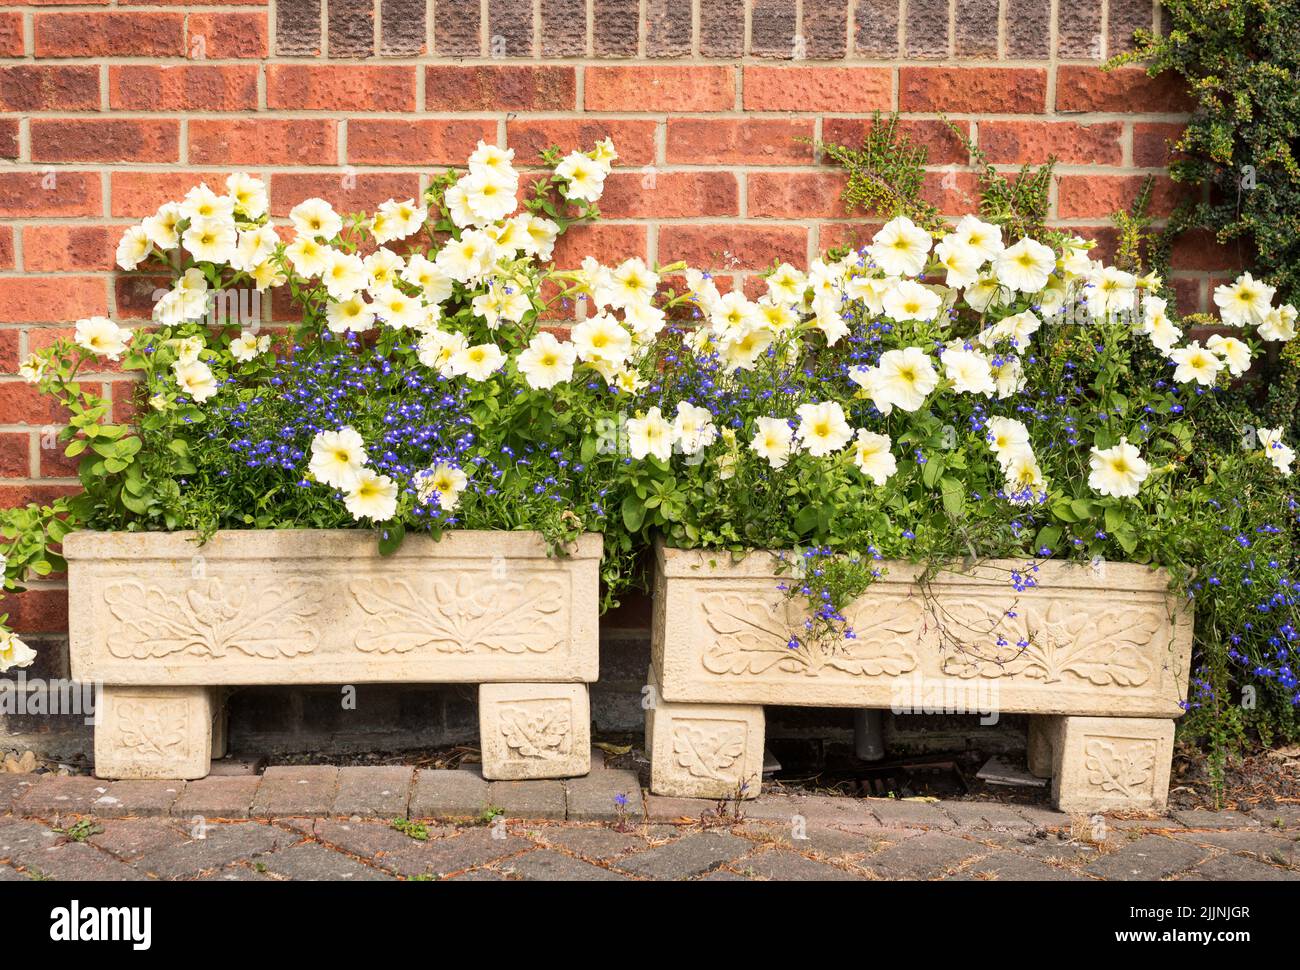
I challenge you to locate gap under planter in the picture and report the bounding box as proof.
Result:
[65,530,602,781]
[647,541,1193,813]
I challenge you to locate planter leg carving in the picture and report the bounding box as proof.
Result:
[646,666,764,800]
[94,686,216,781]
[1050,715,1175,814]
[1027,715,1061,778]
[478,683,591,780]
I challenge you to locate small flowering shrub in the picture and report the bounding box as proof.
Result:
[0,138,664,665]
[615,214,1299,740]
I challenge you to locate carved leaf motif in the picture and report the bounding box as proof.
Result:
[102,581,321,660]
[939,597,1157,687]
[498,702,572,761]
[115,700,188,762]
[671,721,746,781]
[349,574,568,655]
[700,591,919,678]
[1084,738,1156,798]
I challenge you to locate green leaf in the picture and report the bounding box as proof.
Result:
[620,495,645,533]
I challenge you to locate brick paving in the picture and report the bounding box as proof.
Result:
[0,763,1296,882]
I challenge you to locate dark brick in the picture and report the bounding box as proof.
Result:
[426,64,575,110]
[593,0,638,56]
[1058,0,1102,59]
[0,118,16,160]
[699,0,744,57]
[172,777,260,820]
[540,0,586,56]
[276,0,321,56]
[506,848,631,880]
[381,0,426,55]
[261,842,395,880]
[751,0,797,58]
[905,0,948,58]
[804,0,848,58]
[0,66,99,112]
[92,780,184,818]
[646,0,691,57]
[1108,0,1153,55]
[954,0,998,56]
[1085,835,1209,881]
[853,0,900,57]
[615,832,751,879]
[488,0,533,56]
[328,0,374,56]
[1006,0,1050,58]
[435,0,480,56]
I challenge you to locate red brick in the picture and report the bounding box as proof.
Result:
[0,12,23,57]
[23,224,117,272]
[900,67,1047,113]
[1133,123,1187,168]
[920,170,982,215]
[0,278,106,324]
[821,118,970,166]
[0,118,17,160]
[0,66,99,112]
[188,12,268,58]
[550,224,647,269]
[31,119,180,164]
[599,172,740,218]
[0,382,79,426]
[0,227,12,270]
[1170,229,1242,273]
[585,66,734,112]
[5,589,70,635]
[507,119,657,167]
[109,65,258,112]
[748,172,848,219]
[0,483,81,514]
[977,121,1122,166]
[113,275,168,320]
[347,119,496,165]
[666,118,813,165]
[743,67,891,112]
[0,331,18,375]
[0,172,100,219]
[189,119,338,166]
[268,65,417,112]
[269,173,422,216]
[1056,174,1187,219]
[658,225,807,270]
[34,12,185,56]
[0,432,29,478]
[1055,67,1194,114]
[426,66,576,111]
[38,434,82,478]
[110,171,229,218]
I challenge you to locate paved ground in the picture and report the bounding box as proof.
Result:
[1,760,1297,881]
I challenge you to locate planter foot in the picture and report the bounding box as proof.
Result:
[1050,715,1175,814]
[478,683,591,780]
[1026,715,1061,778]
[646,666,764,800]
[94,686,217,780]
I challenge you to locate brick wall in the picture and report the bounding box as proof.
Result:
[0,0,1235,759]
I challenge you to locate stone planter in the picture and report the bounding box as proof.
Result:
[65,530,602,781]
[647,541,1193,812]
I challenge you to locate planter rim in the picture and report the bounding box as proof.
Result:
[652,536,1174,590]
[64,528,604,562]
